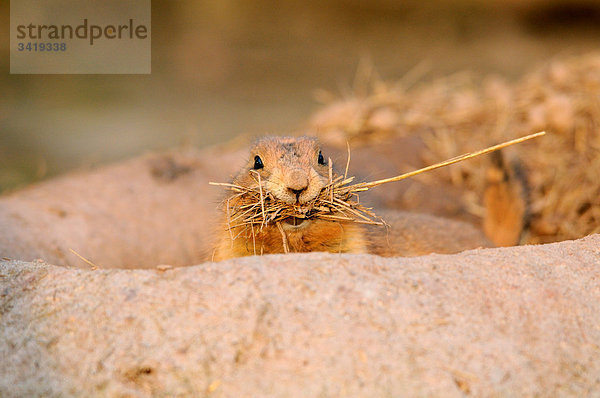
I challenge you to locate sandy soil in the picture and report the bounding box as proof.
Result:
[1,235,599,397]
[0,147,245,268]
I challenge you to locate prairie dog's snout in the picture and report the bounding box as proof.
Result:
[286,169,308,193]
[271,166,323,204]
[235,136,329,205]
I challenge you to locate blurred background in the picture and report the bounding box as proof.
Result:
[2,0,600,192]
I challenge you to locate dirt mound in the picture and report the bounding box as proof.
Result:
[2,236,599,397]
[0,147,248,269]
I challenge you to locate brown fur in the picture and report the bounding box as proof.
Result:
[366,210,492,256]
[483,152,530,247]
[213,136,500,261]
[214,219,367,260]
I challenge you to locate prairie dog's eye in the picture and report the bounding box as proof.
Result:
[318,150,326,165]
[253,155,264,170]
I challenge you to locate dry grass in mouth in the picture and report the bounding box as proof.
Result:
[210,132,545,240]
[209,162,384,233]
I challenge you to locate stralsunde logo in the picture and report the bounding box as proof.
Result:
[10,0,151,74]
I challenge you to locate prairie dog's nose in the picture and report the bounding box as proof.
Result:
[287,169,309,197]
[288,187,306,196]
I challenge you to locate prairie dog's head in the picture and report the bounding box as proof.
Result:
[235,136,330,206]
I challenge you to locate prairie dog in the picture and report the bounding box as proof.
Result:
[212,136,492,261]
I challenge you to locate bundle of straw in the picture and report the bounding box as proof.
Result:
[210,165,383,234]
[210,132,544,233]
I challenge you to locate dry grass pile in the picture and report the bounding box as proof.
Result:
[310,54,600,244]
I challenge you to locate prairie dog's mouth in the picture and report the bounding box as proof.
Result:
[282,216,309,229]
